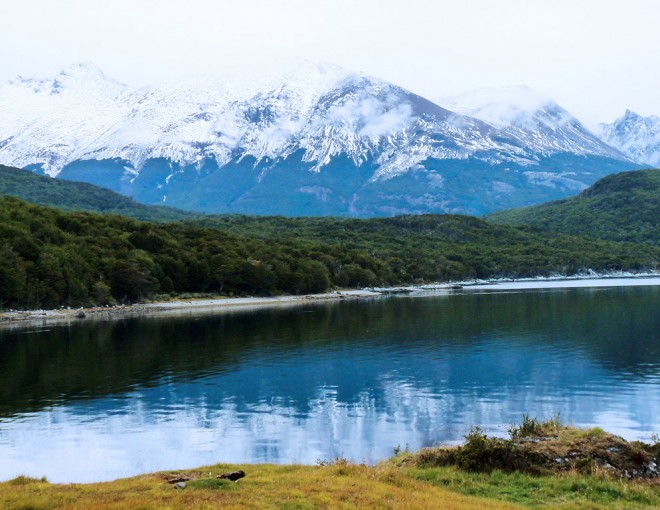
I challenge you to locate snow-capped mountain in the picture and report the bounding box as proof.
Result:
[0,63,638,216]
[598,110,660,168]
[440,86,622,158]
[0,62,525,178]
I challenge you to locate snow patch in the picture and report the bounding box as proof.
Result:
[299,185,333,202]
[523,171,588,191]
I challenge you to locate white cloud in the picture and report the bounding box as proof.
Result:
[359,103,415,138]
[327,96,416,138]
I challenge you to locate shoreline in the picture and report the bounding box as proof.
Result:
[1,271,658,329]
[0,289,383,329]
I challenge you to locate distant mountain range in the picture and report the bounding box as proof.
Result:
[598,110,660,168]
[0,62,644,216]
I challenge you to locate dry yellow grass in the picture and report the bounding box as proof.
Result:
[0,462,521,510]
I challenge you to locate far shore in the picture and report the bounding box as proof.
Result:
[1,272,658,329]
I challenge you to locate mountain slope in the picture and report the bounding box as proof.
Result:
[0,63,639,216]
[598,110,660,167]
[486,169,660,245]
[0,164,198,221]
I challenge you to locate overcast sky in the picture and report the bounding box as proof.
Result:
[2,0,659,128]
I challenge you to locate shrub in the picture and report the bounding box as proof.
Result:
[454,427,515,472]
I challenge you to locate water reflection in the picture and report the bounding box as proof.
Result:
[0,284,658,482]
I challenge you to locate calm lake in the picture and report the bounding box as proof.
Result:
[1,278,658,482]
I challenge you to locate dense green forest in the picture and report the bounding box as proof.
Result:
[487,169,660,245]
[1,195,658,310]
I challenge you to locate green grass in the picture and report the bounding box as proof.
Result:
[405,466,660,509]
[0,463,524,510]
[186,477,237,490]
[573,427,608,439]
[1,461,658,509]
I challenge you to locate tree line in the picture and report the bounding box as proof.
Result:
[0,196,657,309]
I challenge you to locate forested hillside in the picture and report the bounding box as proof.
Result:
[0,164,196,222]
[3,165,658,247]
[1,196,657,310]
[487,169,660,245]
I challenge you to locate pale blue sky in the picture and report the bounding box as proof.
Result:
[2,0,659,127]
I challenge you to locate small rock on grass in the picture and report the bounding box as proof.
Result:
[217,470,246,482]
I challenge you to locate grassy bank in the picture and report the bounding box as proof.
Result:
[2,460,658,509]
[1,463,521,510]
[2,420,658,509]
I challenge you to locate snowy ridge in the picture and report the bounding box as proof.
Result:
[0,63,624,180]
[598,110,660,167]
[0,63,130,175]
[439,86,624,159]
[440,86,556,128]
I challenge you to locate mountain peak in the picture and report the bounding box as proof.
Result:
[622,109,643,121]
[59,61,105,76]
[54,61,126,90]
[598,111,660,167]
[439,86,555,128]
[438,85,621,159]
[6,61,126,96]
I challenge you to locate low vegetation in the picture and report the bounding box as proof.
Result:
[405,416,659,480]
[403,466,660,509]
[1,420,658,509]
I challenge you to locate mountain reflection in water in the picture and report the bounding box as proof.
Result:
[0,283,658,482]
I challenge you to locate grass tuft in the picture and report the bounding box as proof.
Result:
[508,413,564,439]
[8,475,48,485]
[573,426,607,439]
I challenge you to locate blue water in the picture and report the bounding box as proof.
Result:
[0,281,658,482]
